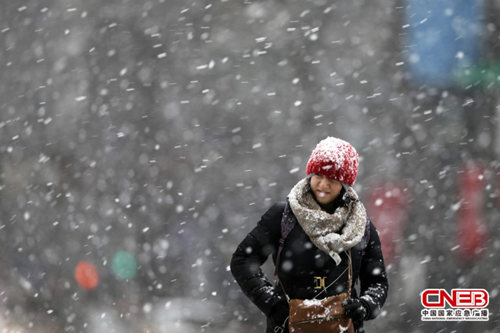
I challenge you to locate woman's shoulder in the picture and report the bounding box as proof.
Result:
[263,202,287,218]
[354,216,372,251]
[257,201,287,231]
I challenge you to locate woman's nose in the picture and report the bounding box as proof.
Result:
[319,178,330,188]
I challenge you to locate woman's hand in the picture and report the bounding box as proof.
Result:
[269,301,289,331]
[342,298,368,322]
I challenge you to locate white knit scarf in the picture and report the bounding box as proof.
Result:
[287,177,367,265]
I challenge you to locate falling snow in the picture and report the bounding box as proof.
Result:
[0,0,498,332]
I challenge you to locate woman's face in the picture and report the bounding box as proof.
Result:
[309,174,343,205]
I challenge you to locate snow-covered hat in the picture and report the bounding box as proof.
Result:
[306,137,359,186]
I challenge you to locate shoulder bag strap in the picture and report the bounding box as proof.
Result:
[347,249,352,298]
[314,250,352,299]
[274,203,295,302]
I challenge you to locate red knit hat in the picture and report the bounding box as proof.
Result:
[306,137,359,186]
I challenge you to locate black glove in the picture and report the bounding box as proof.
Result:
[342,298,368,323]
[269,301,289,329]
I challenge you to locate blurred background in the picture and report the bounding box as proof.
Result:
[1,0,499,332]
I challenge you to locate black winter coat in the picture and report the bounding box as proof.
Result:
[230,201,388,333]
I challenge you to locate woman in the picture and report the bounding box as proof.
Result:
[230,137,388,332]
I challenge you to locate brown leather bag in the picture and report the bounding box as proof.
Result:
[278,251,355,333]
[288,292,354,333]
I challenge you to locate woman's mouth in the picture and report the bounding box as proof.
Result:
[317,191,329,198]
